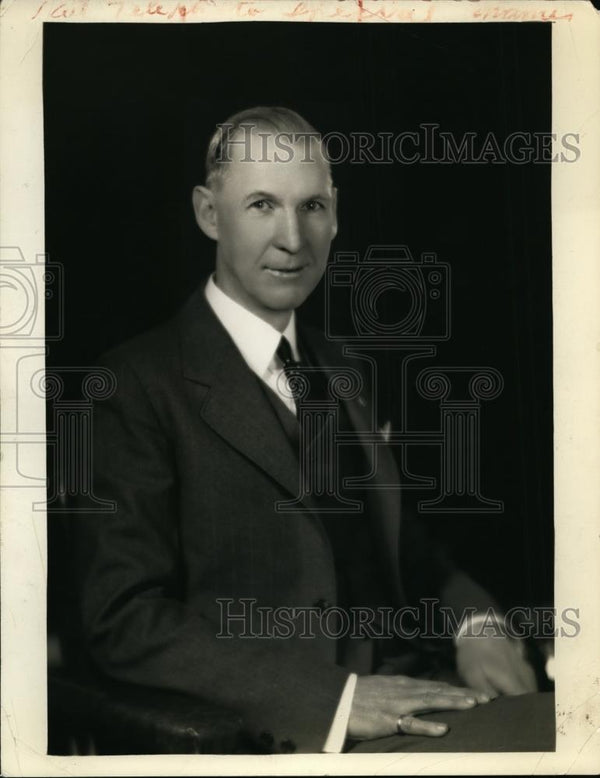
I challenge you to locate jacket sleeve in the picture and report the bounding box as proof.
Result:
[73,353,349,754]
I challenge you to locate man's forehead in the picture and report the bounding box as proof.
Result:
[224,129,330,177]
[228,127,323,156]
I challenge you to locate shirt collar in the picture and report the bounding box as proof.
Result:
[205,274,299,378]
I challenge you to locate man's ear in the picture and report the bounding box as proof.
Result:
[330,187,338,240]
[192,185,219,241]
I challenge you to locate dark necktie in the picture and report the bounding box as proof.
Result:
[276,335,299,371]
[276,336,303,410]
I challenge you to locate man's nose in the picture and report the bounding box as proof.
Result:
[273,209,303,254]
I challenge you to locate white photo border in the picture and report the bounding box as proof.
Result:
[1,0,599,774]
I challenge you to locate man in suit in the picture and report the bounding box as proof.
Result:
[76,106,542,754]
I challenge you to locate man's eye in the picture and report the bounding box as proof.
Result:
[250,200,272,211]
[303,200,324,212]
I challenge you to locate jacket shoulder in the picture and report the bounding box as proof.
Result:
[97,281,210,375]
[97,316,179,376]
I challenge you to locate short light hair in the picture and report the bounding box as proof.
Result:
[205,105,331,188]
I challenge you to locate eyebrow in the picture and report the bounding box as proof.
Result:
[243,190,331,203]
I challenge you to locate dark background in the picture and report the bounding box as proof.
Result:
[44,21,553,622]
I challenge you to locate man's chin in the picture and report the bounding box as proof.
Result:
[258,285,315,314]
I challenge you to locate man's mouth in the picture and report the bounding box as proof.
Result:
[264,265,306,278]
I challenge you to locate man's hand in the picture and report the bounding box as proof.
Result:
[455,635,538,697]
[347,675,490,740]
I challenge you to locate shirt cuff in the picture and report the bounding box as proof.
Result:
[453,610,504,644]
[322,673,357,753]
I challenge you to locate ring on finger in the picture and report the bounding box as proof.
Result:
[396,716,411,734]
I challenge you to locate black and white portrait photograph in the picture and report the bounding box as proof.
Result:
[1,1,599,775]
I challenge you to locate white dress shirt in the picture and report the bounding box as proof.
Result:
[204,275,356,752]
[205,275,300,415]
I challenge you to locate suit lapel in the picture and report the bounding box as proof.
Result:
[178,286,319,514]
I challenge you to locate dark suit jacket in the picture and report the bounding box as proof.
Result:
[74,281,496,753]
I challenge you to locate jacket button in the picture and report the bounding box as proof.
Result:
[280,738,296,753]
[314,598,331,613]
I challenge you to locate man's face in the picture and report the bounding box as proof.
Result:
[198,131,337,328]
